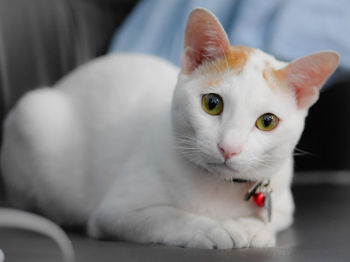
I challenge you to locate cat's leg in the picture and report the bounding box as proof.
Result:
[87,164,235,249]
[269,187,294,232]
[88,204,235,249]
[88,194,289,249]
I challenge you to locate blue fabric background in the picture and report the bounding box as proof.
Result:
[109,0,350,71]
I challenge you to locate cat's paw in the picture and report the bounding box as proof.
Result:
[249,228,275,247]
[237,217,276,247]
[171,217,234,249]
[221,220,249,248]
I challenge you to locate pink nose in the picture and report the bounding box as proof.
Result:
[218,144,241,160]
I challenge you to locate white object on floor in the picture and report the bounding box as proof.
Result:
[0,208,74,262]
[0,248,4,262]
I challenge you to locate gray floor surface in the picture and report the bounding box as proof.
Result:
[1,185,349,262]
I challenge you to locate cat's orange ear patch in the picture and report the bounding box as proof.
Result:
[182,8,230,74]
[274,51,340,109]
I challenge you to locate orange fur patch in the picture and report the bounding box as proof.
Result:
[200,46,253,74]
[263,64,289,93]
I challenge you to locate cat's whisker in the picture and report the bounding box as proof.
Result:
[293,147,313,156]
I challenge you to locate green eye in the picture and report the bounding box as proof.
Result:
[202,93,224,115]
[256,113,279,131]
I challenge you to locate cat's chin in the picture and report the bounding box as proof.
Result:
[204,163,259,183]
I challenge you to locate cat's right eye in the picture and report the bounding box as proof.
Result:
[256,113,279,131]
[202,93,224,116]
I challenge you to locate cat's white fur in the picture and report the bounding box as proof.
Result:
[1,8,339,249]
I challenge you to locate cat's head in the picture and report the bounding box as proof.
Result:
[171,8,339,182]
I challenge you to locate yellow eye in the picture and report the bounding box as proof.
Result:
[202,94,224,115]
[256,113,279,131]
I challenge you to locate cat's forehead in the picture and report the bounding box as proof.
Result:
[198,47,287,93]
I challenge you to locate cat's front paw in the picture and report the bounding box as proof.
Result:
[249,228,275,247]
[221,220,250,248]
[222,218,276,248]
[182,219,233,249]
[237,217,276,247]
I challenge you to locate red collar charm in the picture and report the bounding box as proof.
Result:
[245,180,272,222]
[253,192,266,207]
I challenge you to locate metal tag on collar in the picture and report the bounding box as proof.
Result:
[264,191,272,222]
[244,179,272,222]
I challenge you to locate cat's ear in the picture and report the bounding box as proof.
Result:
[278,51,340,109]
[182,8,230,74]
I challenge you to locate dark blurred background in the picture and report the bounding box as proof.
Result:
[0,0,350,202]
[0,0,138,202]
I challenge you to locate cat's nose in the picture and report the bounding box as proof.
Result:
[218,144,241,160]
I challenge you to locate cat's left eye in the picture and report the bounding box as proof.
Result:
[256,113,279,131]
[202,93,224,116]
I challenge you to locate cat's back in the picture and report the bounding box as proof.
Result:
[1,54,178,223]
[56,53,179,137]
[57,53,179,103]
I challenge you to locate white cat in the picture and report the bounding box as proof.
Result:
[1,8,339,249]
